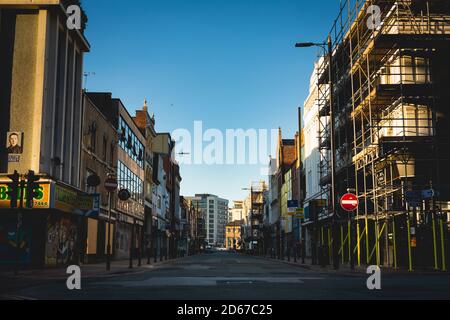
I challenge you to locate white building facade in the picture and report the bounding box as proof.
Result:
[194,194,229,247]
[303,60,328,258]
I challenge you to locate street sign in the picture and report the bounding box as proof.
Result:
[406,190,421,202]
[340,193,359,212]
[288,200,298,208]
[287,200,298,214]
[104,178,118,193]
[405,189,440,206]
[422,189,439,199]
[405,190,422,207]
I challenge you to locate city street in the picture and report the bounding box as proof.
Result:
[1,1,450,302]
[1,252,450,300]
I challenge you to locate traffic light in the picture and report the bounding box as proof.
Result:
[26,170,41,209]
[6,170,20,208]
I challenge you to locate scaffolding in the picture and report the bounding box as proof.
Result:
[313,0,450,271]
[245,182,267,254]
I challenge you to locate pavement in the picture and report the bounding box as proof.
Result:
[252,254,447,276]
[1,252,449,300]
[0,256,184,298]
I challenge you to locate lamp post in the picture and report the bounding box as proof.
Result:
[104,175,120,271]
[106,191,113,271]
[296,35,340,270]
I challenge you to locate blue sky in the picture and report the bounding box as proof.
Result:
[82,0,340,203]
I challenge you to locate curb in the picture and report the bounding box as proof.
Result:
[0,255,196,296]
[0,255,194,282]
[246,254,450,276]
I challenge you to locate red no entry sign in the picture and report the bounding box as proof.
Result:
[104,178,118,193]
[340,193,359,212]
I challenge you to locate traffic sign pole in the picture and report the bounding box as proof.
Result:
[104,177,117,271]
[14,179,25,276]
[106,191,112,271]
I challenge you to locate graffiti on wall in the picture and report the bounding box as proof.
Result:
[45,216,78,266]
[0,223,31,265]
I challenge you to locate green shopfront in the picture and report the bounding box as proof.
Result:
[0,180,99,269]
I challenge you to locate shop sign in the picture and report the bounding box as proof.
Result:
[0,182,51,209]
[54,184,99,217]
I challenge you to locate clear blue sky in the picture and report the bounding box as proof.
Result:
[82,0,341,203]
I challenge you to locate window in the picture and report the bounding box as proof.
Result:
[85,169,96,194]
[118,116,144,168]
[109,143,115,166]
[103,136,107,162]
[118,161,144,205]
[307,170,312,195]
[90,122,97,152]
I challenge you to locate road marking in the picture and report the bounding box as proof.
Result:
[181,265,211,270]
[0,294,37,300]
[91,276,324,287]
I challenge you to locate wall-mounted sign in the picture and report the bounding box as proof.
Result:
[54,184,99,217]
[6,132,23,154]
[8,155,20,163]
[104,178,118,193]
[118,189,131,201]
[287,200,299,214]
[0,182,51,209]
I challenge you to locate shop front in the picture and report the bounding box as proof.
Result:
[115,199,144,261]
[0,179,99,269]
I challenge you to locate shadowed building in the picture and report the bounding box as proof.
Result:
[0,0,93,268]
[80,93,118,264]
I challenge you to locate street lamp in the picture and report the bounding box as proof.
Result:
[296,35,340,270]
[295,42,326,48]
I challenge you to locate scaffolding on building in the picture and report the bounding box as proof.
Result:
[312,0,450,271]
[243,182,268,253]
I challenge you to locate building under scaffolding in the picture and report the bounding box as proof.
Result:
[305,0,450,271]
[243,181,267,253]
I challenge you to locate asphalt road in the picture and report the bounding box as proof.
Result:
[2,252,450,300]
